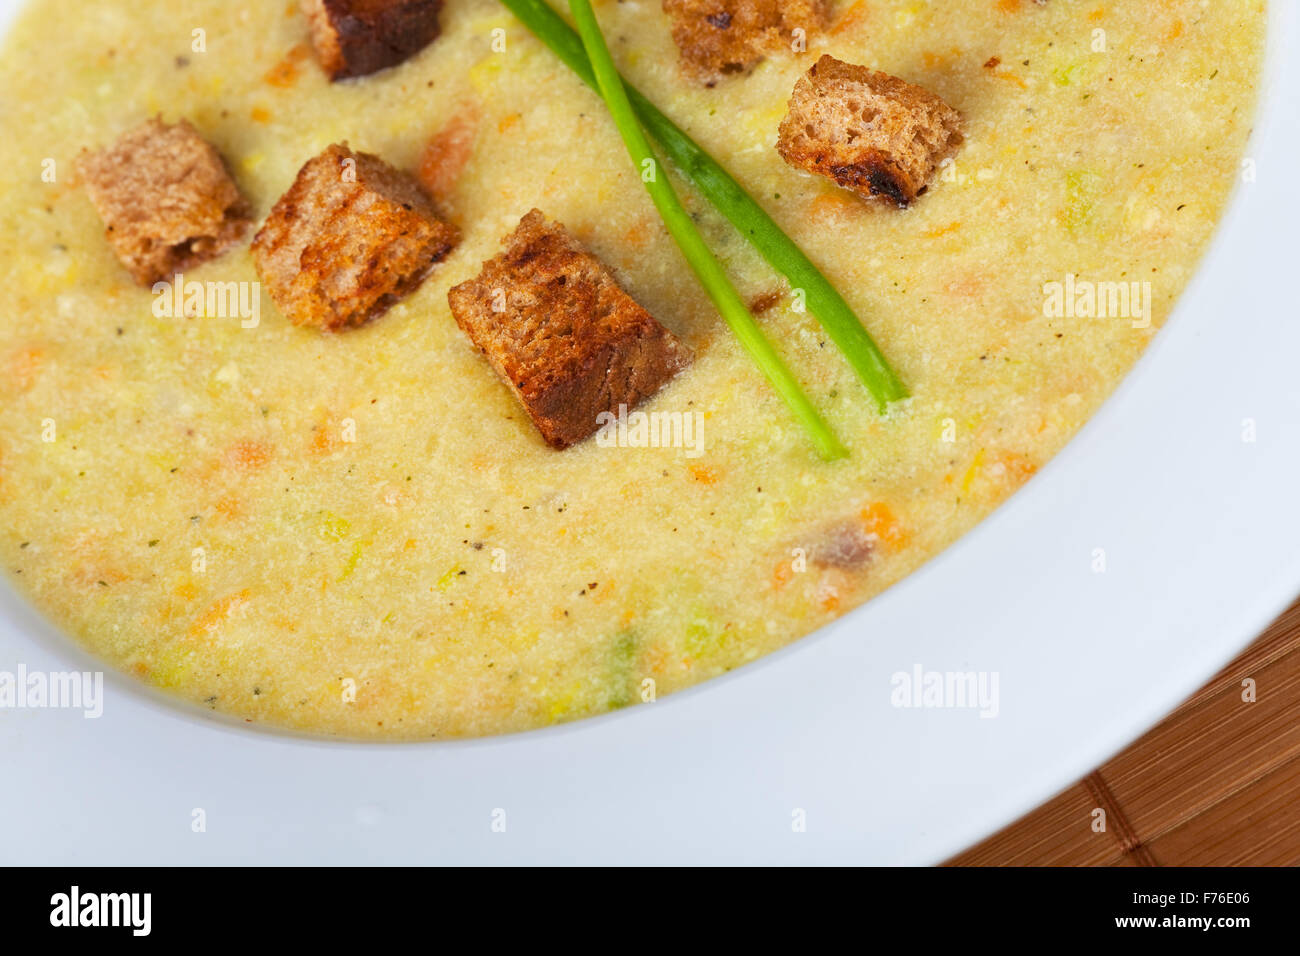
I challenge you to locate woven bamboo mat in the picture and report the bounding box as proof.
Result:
[947,597,1300,866]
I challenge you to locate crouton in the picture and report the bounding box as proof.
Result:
[777,55,964,208]
[251,143,458,331]
[302,0,443,80]
[662,0,828,80]
[447,210,692,450]
[77,118,251,286]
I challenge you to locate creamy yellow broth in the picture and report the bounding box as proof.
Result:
[0,0,1265,738]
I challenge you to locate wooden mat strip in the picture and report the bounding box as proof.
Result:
[947,596,1300,866]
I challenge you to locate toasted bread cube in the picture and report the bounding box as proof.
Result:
[77,118,251,286]
[252,143,458,331]
[303,0,443,80]
[447,210,692,450]
[662,0,827,80]
[777,55,964,208]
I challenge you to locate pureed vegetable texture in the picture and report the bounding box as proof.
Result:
[0,0,1266,737]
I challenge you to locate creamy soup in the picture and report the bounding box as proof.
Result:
[0,0,1265,737]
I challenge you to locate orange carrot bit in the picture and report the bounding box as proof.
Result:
[861,502,910,551]
[921,48,962,71]
[645,644,669,676]
[832,0,869,35]
[309,422,344,456]
[498,112,522,134]
[214,493,243,520]
[188,589,252,640]
[772,561,795,590]
[225,440,273,469]
[250,106,272,124]
[923,221,962,240]
[817,575,843,613]
[623,221,650,248]
[418,107,480,203]
[264,43,311,88]
[809,191,859,220]
[946,273,986,300]
[7,346,44,391]
[994,69,1029,90]
[689,464,721,485]
[996,451,1038,486]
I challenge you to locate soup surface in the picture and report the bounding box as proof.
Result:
[0,0,1265,738]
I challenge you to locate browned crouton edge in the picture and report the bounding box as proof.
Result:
[77,118,251,286]
[303,0,444,81]
[662,0,828,80]
[252,143,459,331]
[448,210,692,450]
[777,55,964,207]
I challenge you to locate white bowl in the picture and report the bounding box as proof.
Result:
[2,1,1298,865]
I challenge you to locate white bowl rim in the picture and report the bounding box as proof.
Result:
[1,0,1297,865]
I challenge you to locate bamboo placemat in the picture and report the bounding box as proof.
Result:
[947,597,1300,866]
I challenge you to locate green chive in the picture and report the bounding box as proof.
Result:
[569,0,846,460]
[497,0,908,411]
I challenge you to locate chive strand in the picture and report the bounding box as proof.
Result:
[567,0,846,460]
[497,0,907,411]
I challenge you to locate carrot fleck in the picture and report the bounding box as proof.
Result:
[264,43,310,88]
[622,221,650,248]
[188,589,251,639]
[832,0,869,34]
[225,440,273,469]
[861,502,909,551]
[418,107,480,202]
[689,464,721,485]
[997,451,1038,486]
[923,221,962,239]
[7,347,44,391]
[994,69,1029,90]
[809,191,859,220]
[214,494,243,519]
